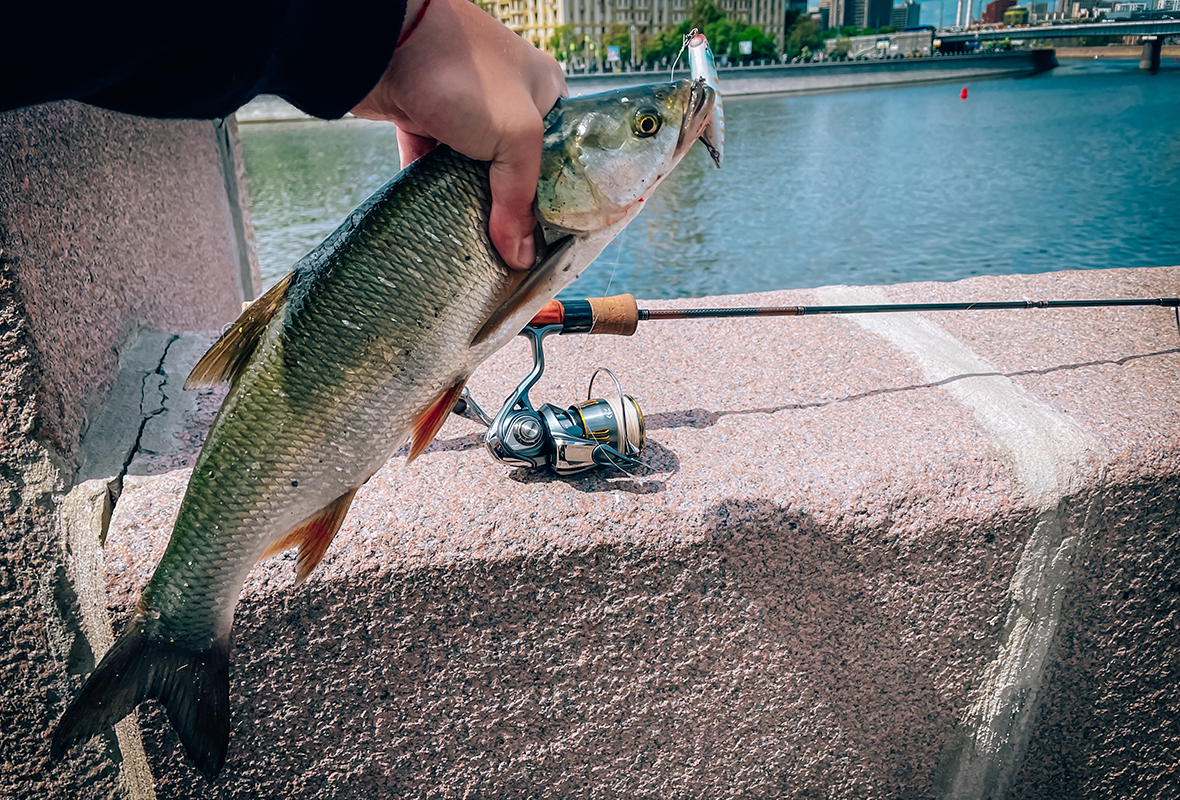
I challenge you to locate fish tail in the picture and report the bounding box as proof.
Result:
[52,612,231,780]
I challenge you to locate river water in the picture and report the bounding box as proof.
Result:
[239,59,1180,300]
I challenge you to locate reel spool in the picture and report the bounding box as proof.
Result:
[457,324,645,475]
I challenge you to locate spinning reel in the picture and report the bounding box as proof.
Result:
[455,299,646,476]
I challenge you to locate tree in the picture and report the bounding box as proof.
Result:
[785,15,822,59]
[691,0,726,30]
[641,24,689,64]
[641,3,778,65]
[723,22,777,62]
[605,24,639,65]
[548,25,578,61]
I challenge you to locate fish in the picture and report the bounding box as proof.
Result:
[51,77,719,780]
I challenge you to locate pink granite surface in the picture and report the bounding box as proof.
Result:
[97,267,1180,798]
[0,102,257,800]
[0,102,255,459]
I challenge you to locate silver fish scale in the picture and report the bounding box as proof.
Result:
[142,148,511,646]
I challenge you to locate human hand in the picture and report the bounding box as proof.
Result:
[350,0,567,270]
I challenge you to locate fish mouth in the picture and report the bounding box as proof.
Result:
[675,79,716,161]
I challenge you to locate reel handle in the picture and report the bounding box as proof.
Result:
[529,294,639,336]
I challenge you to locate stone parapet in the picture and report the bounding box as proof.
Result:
[58,266,1180,798]
[0,101,257,800]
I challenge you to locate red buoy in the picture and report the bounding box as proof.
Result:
[960,86,968,100]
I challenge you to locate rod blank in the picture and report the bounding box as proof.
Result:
[638,298,1180,321]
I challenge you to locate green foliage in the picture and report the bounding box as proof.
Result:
[642,25,686,64]
[692,0,726,29]
[785,15,822,59]
[821,25,895,41]
[832,37,853,55]
[603,24,644,64]
[640,0,778,65]
[548,25,578,61]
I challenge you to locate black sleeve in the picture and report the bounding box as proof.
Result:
[1,0,406,120]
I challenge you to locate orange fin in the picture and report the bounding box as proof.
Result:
[407,379,468,463]
[185,272,294,389]
[261,487,358,585]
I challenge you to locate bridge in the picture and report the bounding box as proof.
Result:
[936,19,1180,68]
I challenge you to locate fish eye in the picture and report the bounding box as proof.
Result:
[633,109,662,138]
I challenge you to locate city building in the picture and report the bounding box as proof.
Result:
[852,0,893,28]
[981,0,1015,22]
[481,0,786,59]
[1062,0,1115,16]
[889,0,921,27]
[820,0,853,29]
[1026,0,1048,20]
[787,0,811,17]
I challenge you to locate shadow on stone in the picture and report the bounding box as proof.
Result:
[127,495,1022,798]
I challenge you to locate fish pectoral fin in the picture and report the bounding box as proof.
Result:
[185,271,295,389]
[261,487,359,586]
[469,233,577,348]
[407,378,469,463]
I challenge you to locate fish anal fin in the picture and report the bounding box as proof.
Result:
[185,272,295,390]
[261,487,359,585]
[470,233,577,348]
[407,379,468,463]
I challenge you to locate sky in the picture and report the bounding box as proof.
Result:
[920,0,946,25]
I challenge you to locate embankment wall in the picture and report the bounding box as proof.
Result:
[53,265,1180,799]
[0,102,257,800]
[1057,45,1180,58]
[564,50,1058,97]
[235,51,1059,123]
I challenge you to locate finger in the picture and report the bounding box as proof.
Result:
[532,51,569,106]
[396,129,438,170]
[487,120,545,271]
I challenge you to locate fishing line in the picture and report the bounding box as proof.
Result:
[591,237,626,333]
[670,28,698,80]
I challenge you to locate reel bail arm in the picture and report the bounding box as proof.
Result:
[460,323,646,476]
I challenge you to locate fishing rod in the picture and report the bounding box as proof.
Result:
[456,292,1180,475]
[527,293,1180,332]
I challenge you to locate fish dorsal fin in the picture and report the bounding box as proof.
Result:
[185,272,295,390]
[261,487,359,585]
[407,379,468,463]
[470,233,576,348]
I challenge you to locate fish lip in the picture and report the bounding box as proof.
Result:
[675,79,715,159]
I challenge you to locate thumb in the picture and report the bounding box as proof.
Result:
[396,129,438,170]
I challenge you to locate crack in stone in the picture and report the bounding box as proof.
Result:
[114,334,179,499]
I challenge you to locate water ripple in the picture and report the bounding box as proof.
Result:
[239,60,1180,300]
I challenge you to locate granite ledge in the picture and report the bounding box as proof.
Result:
[72,266,1180,799]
